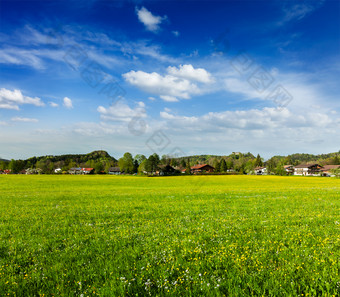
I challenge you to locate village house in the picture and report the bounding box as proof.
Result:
[156,164,177,176]
[254,166,267,175]
[294,164,322,176]
[82,168,94,174]
[191,164,215,174]
[69,167,83,175]
[283,165,294,175]
[108,167,122,175]
[319,165,340,177]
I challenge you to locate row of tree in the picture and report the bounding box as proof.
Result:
[1,150,339,175]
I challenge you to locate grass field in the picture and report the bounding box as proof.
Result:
[0,175,339,296]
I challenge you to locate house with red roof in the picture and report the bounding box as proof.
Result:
[82,168,94,174]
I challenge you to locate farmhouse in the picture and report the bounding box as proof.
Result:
[319,165,340,177]
[283,165,294,175]
[108,167,122,175]
[156,164,177,176]
[191,164,215,174]
[69,167,83,175]
[254,167,267,175]
[294,164,322,176]
[82,168,94,174]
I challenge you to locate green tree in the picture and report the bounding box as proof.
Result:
[133,160,139,173]
[134,154,146,165]
[226,160,234,170]
[220,159,227,172]
[244,160,256,174]
[144,154,160,174]
[118,152,134,174]
[275,164,286,176]
[254,154,263,167]
[185,159,191,175]
[170,158,179,167]
[333,155,340,165]
[213,159,221,172]
[95,162,104,174]
[9,159,20,173]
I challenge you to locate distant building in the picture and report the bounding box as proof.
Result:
[54,168,62,174]
[108,167,122,175]
[69,167,82,175]
[294,164,322,176]
[319,165,340,177]
[283,165,294,175]
[191,164,215,174]
[254,167,267,175]
[156,164,177,176]
[82,168,94,174]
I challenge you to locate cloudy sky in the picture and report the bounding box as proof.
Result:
[0,0,339,160]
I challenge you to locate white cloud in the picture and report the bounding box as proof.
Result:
[136,7,166,32]
[153,106,340,158]
[167,64,213,83]
[172,31,180,37]
[164,107,336,131]
[63,97,73,109]
[0,88,44,110]
[123,64,213,102]
[97,101,146,122]
[11,117,38,123]
[49,101,59,108]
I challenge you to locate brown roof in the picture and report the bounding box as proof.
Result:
[294,164,320,169]
[191,164,214,170]
[320,165,340,171]
[283,165,293,168]
[254,166,265,170]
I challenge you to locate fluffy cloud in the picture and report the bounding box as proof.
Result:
[11,117,38,123]
[167,64,213,83]
[123,64,213,102]
[0,88,44,110]
[135,7,166,32]
[63,97,73,109]
[97,101,146,122]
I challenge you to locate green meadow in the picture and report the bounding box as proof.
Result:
[0,175,339,296]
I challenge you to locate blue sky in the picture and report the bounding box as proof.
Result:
[0,0,339,160]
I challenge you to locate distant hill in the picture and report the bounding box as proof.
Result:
[0,158,9,162]
[26,150,117,164]
[0,151,118,173]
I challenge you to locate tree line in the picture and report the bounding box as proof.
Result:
[1,150,339,175]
